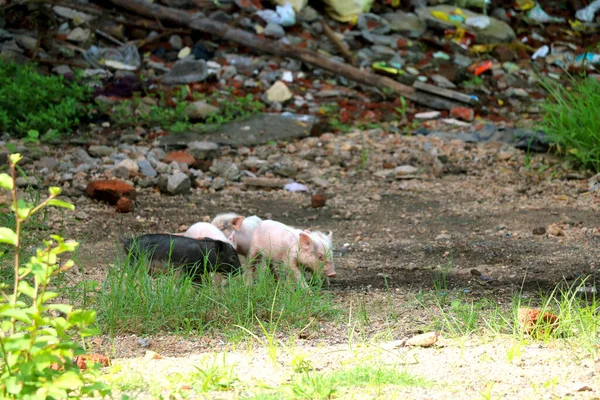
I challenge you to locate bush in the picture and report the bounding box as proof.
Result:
[0,154,110,399]
[540,75,600,172]
[0,63,93,137]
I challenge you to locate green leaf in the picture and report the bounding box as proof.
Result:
[0,173,13,190]
[0,308,32,324]
[47,304,72,314]
[69,310,97,325]
[53,371,83,390]
[0,227,17,245]
[18,281,36,299]
[9,153,22,165]
[5,376,23,395]
[49,186,62,196]
[47,199,74,210]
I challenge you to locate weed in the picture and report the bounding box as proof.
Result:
[0,63,93,137]
[0,154,110,398]
[432,262,452,295]
[540,74,600,171]
[329,365,430,388]
[463,75,484,89]
[291,372,336,400]
[191,356,237,392]
[95,251,338,339]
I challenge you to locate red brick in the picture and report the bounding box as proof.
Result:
[86,179,136,205]
[311,194,327,208]
[450,106,475,122]
[115,197,134,213]
[164,151,195,166]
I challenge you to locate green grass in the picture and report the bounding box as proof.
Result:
[94,248,339,339]
[540,74,600,172]
[0,62,93,137]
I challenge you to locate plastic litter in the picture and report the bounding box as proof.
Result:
[531,45,549,60]
[526,4,565,23]
[445,28,476,49]
[323,0,374,23]
[465,15,490,30]
[471,60,493,75]
[257,3,296,27]
[576,0,600,22]
[513,0,535,11]
[284,182,309,192]
[372,61,404,76]
[271,0,307,12]
[83,44,140,71]
[575,53,600,65]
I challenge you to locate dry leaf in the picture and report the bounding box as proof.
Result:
[74,354,110,370]
[406,332,439,348]
[144,350,163,360]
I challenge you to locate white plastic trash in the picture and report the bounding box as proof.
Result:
[257,3,296,27]
[531,45,549,60]
[575,0,600,22]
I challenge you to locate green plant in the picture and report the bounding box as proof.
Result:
[463,75,483,89]
[291,372,336,400]
[191,356,237,392]
[0,154,110,399]
[0,63,94,137]
[540,75,600,171]
[22,130,40,144]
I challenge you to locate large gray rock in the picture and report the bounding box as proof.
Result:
[188,141,220,160]
[88,145,116,157]
[162,59,208,85]
[157,113,318,148]
[166,172,191,195]
[383,11,427,38]
[415,5,516,44]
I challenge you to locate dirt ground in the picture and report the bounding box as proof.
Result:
[20,132,600,398]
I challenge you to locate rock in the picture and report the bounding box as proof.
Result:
[450,107,475,122]
[533,227,546,235]
[67,27,90,43]
[86,179,136,205]
[72,148,97,166]
[298,6,319,22]
[38,157,58,171]
[162,59,208,84]
[264,23,285,39]
[53,6,95,22]
[415,111,440,120]
[435,233,451,241]
[185,101,221,120]
[406,332,439,348]
[416,5,516,44]
[547,223,565,237]
[395,165,418,176]
[166,172,191,195]
[357,13,390,35]
[15,177,36,188]
[210,161,241,181]
[383,11,426,38]
[430,74,456,89]
[492,45,516,62]
[211,177,226,191]
[266,80,293,103]
[137,159,157,178]
[52,65,73,77]
[505,88,529,98]
[243,177,288,189]
[116,197,134,213]
[164,151,195,166]
[169,35,183,50]
[188,141,220,160]
[88,145,116,157]
[112,159,139,178]
[311,194,326,208]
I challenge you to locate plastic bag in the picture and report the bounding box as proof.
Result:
[257,3,296,27]
[322,0,374,23]
[575,0,600,22]
[272,0,307,12]
[527,4,565,23]
[83,44,140,71]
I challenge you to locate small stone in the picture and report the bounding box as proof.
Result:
[406,332,439,348]
[470,268,482,276]
[547,223,564,237]
[533,227,546,235]
[185,101,221,120]
[137,159,157,178]
[395,165,418,176]
[450,107,474,122]
[415,111,441,120]
[72,148,97,165]
[506,88,529,98]
[38,157,58,171]
[243,177,288,188]
[211,177,226,191]
[138,338,150,348]
[164,151,195,166]
[75,211,88,220]
[435,233,451,241]
[166,172,191,195]
[264,23,285,39]
[162,59,208,84]
[188,141,220,160]
[430,74,456,89]
[67,27,91,42]
[311,194,327,208]
[169,35,183,50]
[88,145,116,157]
[52,65,73,77]
[112,159,139,178]
[496,151,513,161]
[492,45,516,62]
[116,197,134,213]
[210,161,241,181]
[266,80,293,103]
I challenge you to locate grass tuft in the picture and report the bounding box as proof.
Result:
[540,74,600,171]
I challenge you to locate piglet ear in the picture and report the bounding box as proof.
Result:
[232,216,245,231]
[299,232,312,250]
[327,231,333,240]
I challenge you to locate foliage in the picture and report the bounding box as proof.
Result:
[540,75,600,172]
[0,63,93,137]
[0,154,110,399]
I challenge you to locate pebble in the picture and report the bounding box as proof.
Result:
[88,145,116,158]
[415,111,441,120]
[137,159,157,178]
[113,159,139,178]
[166,172,191,195]
[264,23,285,39]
